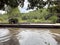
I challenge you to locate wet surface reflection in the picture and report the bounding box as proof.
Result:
[0,28,60,45]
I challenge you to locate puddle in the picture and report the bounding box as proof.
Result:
[0,28,60,45]
[17,30,58,45]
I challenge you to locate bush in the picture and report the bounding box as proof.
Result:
[48,15,58,23]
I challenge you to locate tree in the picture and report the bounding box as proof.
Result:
[47,0,60,13]
[7,0,19,8]
[0,0,19,8]
[0,0,5,9]
[28,0,47,9]
[54,1,60,13]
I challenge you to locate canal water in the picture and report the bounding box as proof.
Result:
[0,28,60,45]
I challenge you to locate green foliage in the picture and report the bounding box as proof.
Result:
[28,0,46,9]
[7,0,19,8]
[12,8,57,23]
[0,14,8,23]
[0,7,58,23]
[48,15,58,23]
[8,7,20,15]
[0,0,19,8]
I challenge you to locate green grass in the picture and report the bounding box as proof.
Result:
[0,7,58,23]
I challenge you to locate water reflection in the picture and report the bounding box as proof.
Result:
[0,29,11,42]
[0,28,19,45]
[18,30,57,45]
[0,28,60,45]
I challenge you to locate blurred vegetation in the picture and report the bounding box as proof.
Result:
[0,7,58,24]
[0,0,59,24]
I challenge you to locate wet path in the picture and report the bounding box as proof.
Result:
[9,28,60,45]
[0,28,60,45]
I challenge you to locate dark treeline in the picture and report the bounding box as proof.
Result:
[0,0,19,9]
[0,0,60,13]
